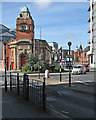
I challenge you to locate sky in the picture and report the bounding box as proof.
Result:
[1,1,90,50]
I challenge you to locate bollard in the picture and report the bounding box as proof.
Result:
[17,73,19,95]
[10,72,12,91]
[43,77,46,110]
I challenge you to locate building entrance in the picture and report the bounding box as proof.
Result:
[20,54,26,68]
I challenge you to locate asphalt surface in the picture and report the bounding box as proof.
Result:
[46,83,95,118]
[0,71,96,119]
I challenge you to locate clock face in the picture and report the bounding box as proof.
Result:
[22,26,26,30]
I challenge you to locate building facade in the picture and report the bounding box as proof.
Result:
[87,0,96,69]
[48,42,58,50]
[0,24,16,70]
[3,6,52,70]
[93,1,96,69]
[74,45,90,65]
[48,42,58,65]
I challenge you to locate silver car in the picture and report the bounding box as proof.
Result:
[72,65,86,74]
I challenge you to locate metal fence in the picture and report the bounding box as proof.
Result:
[7,72,24,96]
[5,72,46,110]
[29,77,46,110]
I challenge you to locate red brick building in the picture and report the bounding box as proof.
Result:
[74,45,90,65]
[3,6,52,70]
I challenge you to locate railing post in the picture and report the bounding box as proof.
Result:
[26,75,29,101]
[10,72,12,91]
[17,73,19,95]
[23,73,29,101]
[43,77,46,110]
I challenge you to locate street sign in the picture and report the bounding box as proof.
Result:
[61,59,64,62]
[39,55,41,60]
[30,62,33,66]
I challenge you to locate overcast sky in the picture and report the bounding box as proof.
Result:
[1,1,90,50]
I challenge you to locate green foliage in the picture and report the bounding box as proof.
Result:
[33,63,38,71]
[27,70,31,73]
[75,56,79,62]
[20,63,31,73]
[21,52,50,73]
[55,65,60,72]
[26,53,38,64]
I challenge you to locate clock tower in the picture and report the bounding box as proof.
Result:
[8,6,35,70]
[16,5,34,41]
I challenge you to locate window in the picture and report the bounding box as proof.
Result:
[91,55,93,64]
[20,14,22,17]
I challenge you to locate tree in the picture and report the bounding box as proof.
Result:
[21,52,50,72]
[75,56,79,62]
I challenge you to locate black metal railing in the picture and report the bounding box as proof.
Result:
[8,72,23,96]
[5,72,46,110]
[28,77,46,110]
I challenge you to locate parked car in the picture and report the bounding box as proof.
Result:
[72,65,86,75]
[82,64,89,72]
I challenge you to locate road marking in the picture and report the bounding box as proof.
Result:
[61,110,69,114]
[47,105,70,118]
[58,92,62,95]
[75,81,82,83]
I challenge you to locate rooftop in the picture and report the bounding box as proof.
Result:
[21,5,30,13]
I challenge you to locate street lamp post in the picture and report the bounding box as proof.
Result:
[59,46,62,82]
[68,41,72,87]
[3,41,8,91]
[38,39,40,79]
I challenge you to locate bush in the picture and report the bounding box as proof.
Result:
[20,63,31,73]
[20,69,25,73]
[55,65,60,72]
[33,64,38,71]
[27,70,31,73]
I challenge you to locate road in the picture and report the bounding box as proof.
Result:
[0,71,94,82]
[46,83,95,118]
[0,71,95,118]
[44,71,95,118]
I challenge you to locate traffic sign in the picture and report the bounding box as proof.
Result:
[30,62,33,66]
[61,59,64,62]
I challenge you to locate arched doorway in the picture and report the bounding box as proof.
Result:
[20,53,28,69]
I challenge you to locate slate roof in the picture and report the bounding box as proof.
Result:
[0,24,10,30]
[84,46,90,52]
[0,32,14,37]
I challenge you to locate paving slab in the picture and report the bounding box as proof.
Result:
[2,88,60,119]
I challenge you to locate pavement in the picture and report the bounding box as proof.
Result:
[1,73,95,119]
[2,88,61,119]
